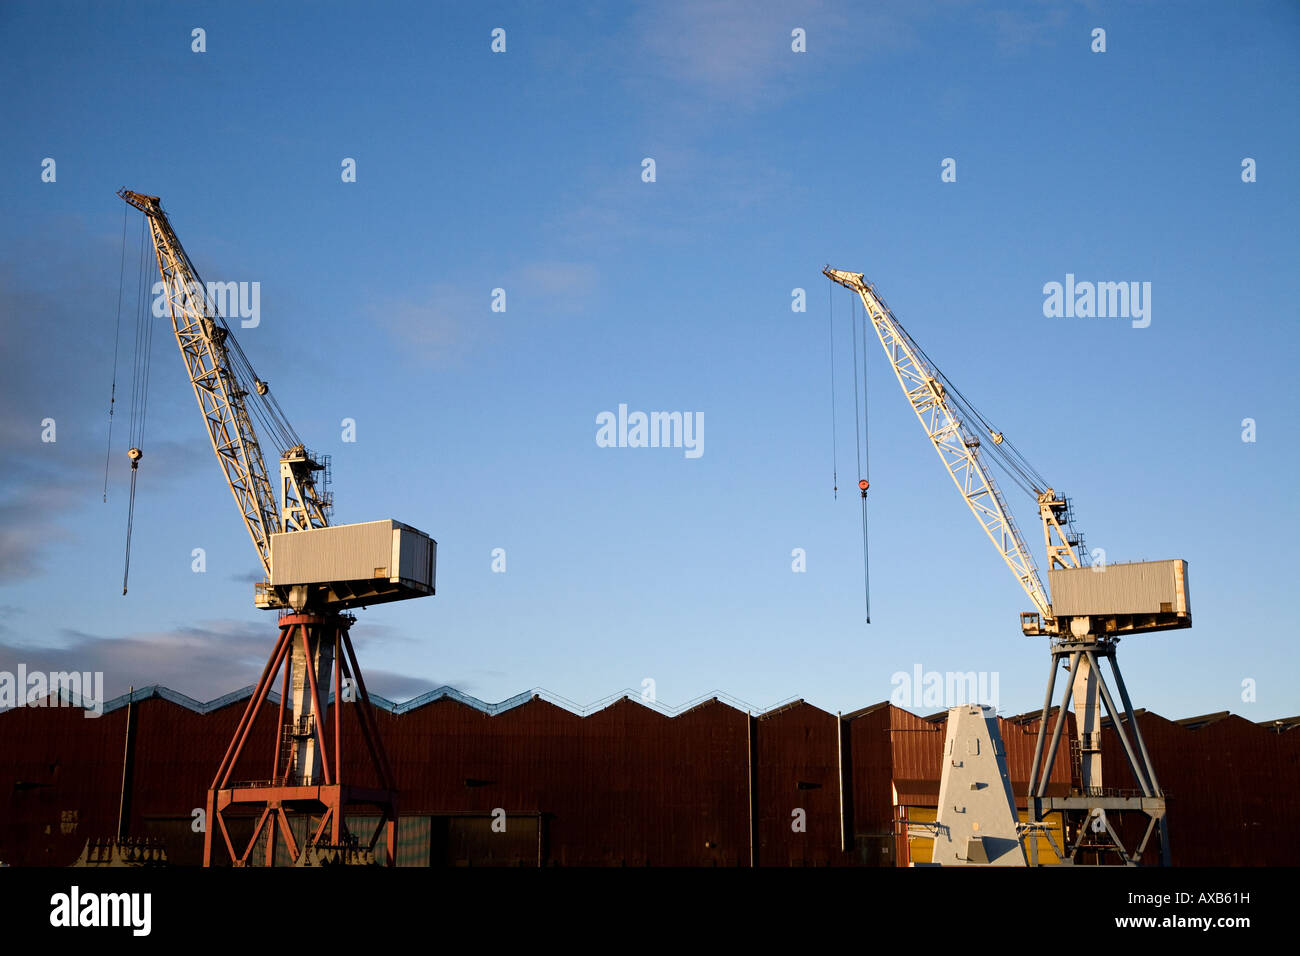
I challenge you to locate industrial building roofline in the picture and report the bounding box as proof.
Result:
[9,684,1295,730]
[60,683,804,720]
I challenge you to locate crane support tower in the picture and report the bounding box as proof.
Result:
[824,267,1189,865]
[119,190,436,866]
[929,705,1026,866]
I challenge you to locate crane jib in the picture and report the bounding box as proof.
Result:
[823,266,1055,627]
[117,190,322,583]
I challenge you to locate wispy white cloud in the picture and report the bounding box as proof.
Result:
[369,282,482,367]
[990,0,1075,53]
[628,0,1081,109]
[632,0,831,107]
[518,261,598,300]
[370,263,599,366]
[628,0,915,110]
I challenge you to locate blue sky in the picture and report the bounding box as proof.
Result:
[1,0,1297,722]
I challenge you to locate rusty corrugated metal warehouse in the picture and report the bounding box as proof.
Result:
[2,686,1296,866]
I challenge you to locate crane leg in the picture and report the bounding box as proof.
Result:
[1071,636,1103,793]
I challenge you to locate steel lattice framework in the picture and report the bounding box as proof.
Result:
[824,268,1054,623]
[119,190,329,579]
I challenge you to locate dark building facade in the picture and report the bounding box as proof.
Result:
[2,686,1295,866]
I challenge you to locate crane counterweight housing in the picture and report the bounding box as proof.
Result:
[260,519,436,611]
[1049,559,1189,626]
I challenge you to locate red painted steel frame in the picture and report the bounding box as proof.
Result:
[202,612,398,867]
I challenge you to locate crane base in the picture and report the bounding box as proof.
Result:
[208,784,396,867]
[1025,639,1170,866]
[202,612,397,867]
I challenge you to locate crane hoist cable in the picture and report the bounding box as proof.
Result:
[122,216,154,595]
[103,203,128,503]
[828,276,838,499]
[850,291,862,480]
[829,282,871,624]
[854,293,871,624]
[858,293,870,624]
